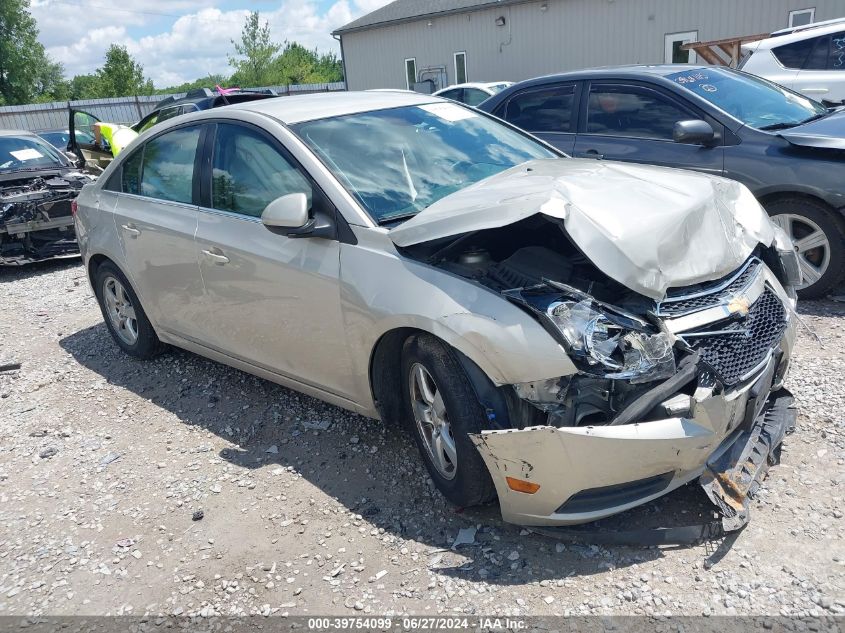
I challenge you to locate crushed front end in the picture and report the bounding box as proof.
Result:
[470,255,799,530]
[0,172,92,265]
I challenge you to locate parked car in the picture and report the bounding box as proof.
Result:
[741,18,845,106]
[67,88,280,169]
[39,128,95,150]
[433,82,513,106]
[0,130,95,265]
[74,92,800,530]
[479,65,845,298]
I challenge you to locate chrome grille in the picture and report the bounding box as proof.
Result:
[684,289,787,386]
[658,258,762,317]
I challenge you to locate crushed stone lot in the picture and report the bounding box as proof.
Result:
[0,259,843,618]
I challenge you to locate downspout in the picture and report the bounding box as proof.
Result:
[333,33,349,91]
[499,7,513,53]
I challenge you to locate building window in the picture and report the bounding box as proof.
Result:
[664,31,698,64]
[405,58,417,90]
[789,8,815,27]
[454,52,467,84]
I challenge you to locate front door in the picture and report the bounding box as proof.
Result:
[111,123,205,336]
[193,122,354,398]
[69,110,113,168]
[572,81,724,176]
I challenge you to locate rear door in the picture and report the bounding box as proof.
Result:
[789,32,845,104]
[572,80,724,176]
[110,123,206,336]
[494,82,580,153]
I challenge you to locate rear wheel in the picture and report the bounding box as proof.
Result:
[401,334,496,507]
[766,198,845,299]
[94,261,164,359]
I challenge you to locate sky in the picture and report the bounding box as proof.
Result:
[29,0,393,88]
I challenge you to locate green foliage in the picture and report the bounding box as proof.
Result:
[228,11,280,88]
[96,45,154,97]
[0,3,343,108]
[0,0,66,105]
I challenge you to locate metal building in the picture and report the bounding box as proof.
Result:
[333,0,845,91]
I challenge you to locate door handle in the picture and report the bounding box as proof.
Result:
[202,249,229,265]
[801,88,829,94]
[577,149,604,159]
[121,223,141,237]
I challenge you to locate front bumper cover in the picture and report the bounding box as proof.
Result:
[471,348,796,534]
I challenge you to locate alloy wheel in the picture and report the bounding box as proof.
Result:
[770,213,831,290]
[408,363,457,480]
[103,276,139,345]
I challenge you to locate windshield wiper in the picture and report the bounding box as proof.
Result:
[759,111,830,131]
[377,211,419,226]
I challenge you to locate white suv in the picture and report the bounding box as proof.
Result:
[741,18,845,105]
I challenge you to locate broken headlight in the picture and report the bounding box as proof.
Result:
[546,299,676,383]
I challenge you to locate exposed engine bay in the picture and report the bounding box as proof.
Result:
[402,214,800,432]
[0,171,93,265]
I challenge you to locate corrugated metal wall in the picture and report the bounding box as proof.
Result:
[0,83,346,132]
[341,0,845,90]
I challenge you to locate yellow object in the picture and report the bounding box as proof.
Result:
[97,123,139,157]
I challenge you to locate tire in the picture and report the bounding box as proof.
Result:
[93,261,164,359]
[401,334,496,507]
[765,198,845,300]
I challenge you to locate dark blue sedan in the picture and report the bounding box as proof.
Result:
[479,65,845,298]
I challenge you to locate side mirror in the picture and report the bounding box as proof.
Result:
[673,120,716,146]
[261,193,309,229]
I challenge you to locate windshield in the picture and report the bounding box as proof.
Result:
[666,68,827,130]
[488,83,512,94]
[0,135,67,171]
[292,103,555,223]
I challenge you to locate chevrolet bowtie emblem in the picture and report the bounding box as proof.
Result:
[727,296,751,317]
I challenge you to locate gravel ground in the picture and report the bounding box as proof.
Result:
[0,259,843,619]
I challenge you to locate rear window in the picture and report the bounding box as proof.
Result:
[504,85,576,133]
[772,38,815,68]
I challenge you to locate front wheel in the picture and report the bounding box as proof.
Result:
[766,198,845,299]
[401,334,496,507]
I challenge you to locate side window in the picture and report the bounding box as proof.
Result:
[463,88,489,107]
[438,88,462,101]
[157,106,182,123]
[505,84,576,133]
[211,123,312,218]
[828,32,845,70]
[805,36,830,69]
[139,126,201,203]
[121,148,144,195]
[586,86,691,140]
[773,38,815,69]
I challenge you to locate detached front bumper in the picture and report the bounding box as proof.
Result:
[471,324,797,528]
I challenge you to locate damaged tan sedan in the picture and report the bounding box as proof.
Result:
[73,92,802,533]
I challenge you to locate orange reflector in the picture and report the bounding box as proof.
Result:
[506,476,541,494]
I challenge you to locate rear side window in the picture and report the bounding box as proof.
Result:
[463,88,490,106]
[137,126,201,203]
[586,85,691,140]
[121,149,143,195]
[438,89,462,102]
[773,38,816,69]
[504,84,576,133]
[211,123,312,218]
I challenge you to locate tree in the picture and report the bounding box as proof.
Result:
[68,74,102,100]
[0,0,64,105]
[271,42,344,86]
[96,45,153,97]
[228,12,279,87]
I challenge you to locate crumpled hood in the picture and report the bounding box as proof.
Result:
[779,108,845,150]
[390,158,776,300]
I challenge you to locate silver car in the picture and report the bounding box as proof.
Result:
[74,91,802,531]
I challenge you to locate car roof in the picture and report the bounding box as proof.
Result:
[754,20,845,49]
[0,129,40,138]
[227,90,443,124]
[436,82,511,92]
